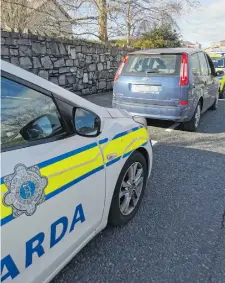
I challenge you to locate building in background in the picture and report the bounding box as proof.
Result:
[1,0,73,36]
[182,41,202,49]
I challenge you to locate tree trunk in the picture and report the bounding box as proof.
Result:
[97,0,108,42]
[126,1,132,47]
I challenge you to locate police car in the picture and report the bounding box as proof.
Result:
[209,52,225,98]
[1,60,153,283]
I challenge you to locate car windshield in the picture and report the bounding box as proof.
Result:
[122,54,181,76]
[211,57,225,68]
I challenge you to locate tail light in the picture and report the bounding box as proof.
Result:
[114,56,128,82]
[180,100,189,105]
[179,53,189,86]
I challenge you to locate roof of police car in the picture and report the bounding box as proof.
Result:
[130,48,203,55]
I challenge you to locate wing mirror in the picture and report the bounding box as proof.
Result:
[216,70,224,76]
[20,114,57,141]
[74,108,101,137]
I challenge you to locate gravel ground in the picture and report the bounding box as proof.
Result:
[53,97,225,283]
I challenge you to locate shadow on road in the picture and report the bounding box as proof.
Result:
[52,144,225,283]
[196,100,225,134]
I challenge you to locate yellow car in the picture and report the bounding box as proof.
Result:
[210,53,225,98]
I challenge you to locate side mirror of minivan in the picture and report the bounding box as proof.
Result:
[74,108,101,137]
[216,70,224,76]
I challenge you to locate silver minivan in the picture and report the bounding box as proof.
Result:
[113,48,220,131]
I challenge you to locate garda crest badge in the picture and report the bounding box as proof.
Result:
[3,164,48,217]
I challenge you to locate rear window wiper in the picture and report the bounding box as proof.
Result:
[146,70,159,74]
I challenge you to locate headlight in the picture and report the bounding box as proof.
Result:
[133,116,148,129]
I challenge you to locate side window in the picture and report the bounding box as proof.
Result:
[1,77,64,150]
[206,54,217,76]
[191,53,201,75]
[198,52,209,75]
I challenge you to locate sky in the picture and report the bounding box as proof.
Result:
[179,0,225,48]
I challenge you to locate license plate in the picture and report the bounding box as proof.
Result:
[132,84,161,93]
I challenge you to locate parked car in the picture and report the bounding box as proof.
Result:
[0,60,152,283]
[113,48,220,131]
[209,53,225,98]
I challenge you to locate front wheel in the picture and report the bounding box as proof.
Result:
[108,151,148,226]
[219,86,225,99]
[183,102,201,132]
[210,93,219,110]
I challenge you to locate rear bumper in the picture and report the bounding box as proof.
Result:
[112,100,192,122]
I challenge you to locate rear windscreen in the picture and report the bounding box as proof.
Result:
[122,54,181,76]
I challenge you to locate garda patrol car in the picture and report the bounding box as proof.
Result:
[0,60,153,283]
[209,52,225,98]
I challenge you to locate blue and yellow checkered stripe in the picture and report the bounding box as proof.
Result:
[1,126,149,227]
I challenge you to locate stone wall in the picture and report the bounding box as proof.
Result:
[1,31,131,95]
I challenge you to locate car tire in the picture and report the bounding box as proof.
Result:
[108,151,148,227]
[210,93,219,110]
[183,101,201,132]
[219,87,225,99]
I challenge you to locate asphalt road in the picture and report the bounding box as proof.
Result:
[53,97,225,283]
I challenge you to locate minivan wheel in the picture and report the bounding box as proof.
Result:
[183,102,201,132]
[108,151,148,226]
[210,93,219,110]
[219,87,225,99]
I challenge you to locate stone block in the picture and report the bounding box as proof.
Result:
[82,45,87,54]
[70,67,77,73]
[88,63,96,71]
[54,58,65,67]
[32,42,46,54]
[49,42,59,55]
[107,81,113,90]
[68,47,76,59]
[58,43,67,55]
[82,88,90,95]
[1,38,6,44]
[107,61,111,69]
[66,59,73,66]
[97,63,103,71]
[1,46,9,56]
[100,54,105,62]
[19,57,32,69]
[10,48,19,56]
[59,74,66,85]
[59,67,69,73]
[66,75,76,84]
[50,77,59,85]
[38,70,49,80]
[10,57,19,66]
[91,86,97,94]
[19,45,32,56]
[75,46,81,53]
[86,55,92,64]
[33,57,41,68]
[74,59,79,66]
[89,72,95,80]
[41,56,53,69]
[93,54,99,61]
[99,80,107,89]
[18,38,31,45]
[83,73,88,83]
[77,69,83,79]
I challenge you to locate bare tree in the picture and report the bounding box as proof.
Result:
[110,0,199,46]
[0,0,199,42]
